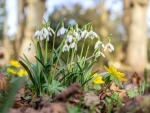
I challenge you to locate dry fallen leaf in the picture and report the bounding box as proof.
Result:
[55,82,81,101]
[132,72,141,86]
[110,82,119,91]
[84,92,100,107]
[125,84,138,92]
[0,72,8,91]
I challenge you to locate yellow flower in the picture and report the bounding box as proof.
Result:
[18,69,28,77]
[92,73,105,85]
[104,66,127,82]
[10,60,20,68]
[7,68,17,75]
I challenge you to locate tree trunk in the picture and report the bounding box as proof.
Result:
[3,0,10,65]
[18,0,45,62]
[15,0,26,59]
[99,0,108,38]
[125,0,148,71]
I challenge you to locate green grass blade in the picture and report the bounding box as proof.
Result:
[19,61,36,85]
[37,41,44,62]
[0,77,25,113]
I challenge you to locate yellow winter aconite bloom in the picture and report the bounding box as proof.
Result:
[104,66,127,82]
[18,69,28,77]
[92,73,105,85]
[7,68,17,75]
[10,60,20,68]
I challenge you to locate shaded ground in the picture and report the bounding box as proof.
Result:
[1,71,150,113]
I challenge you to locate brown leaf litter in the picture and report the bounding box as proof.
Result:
[0,72,8,91]
[6,72,150,113]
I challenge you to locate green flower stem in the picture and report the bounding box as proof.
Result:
[48,20,63,82]
[83,42,91,66]
[66,51,70,69]
[70,49,76,69]
[36,41,40,77]
[53,34,67,77]
[104,83,110,92]
[102,34,112,43]
[80,39,85,59]
[49,35,56,83]
[44,39,48,65]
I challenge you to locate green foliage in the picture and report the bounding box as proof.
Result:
[0,77,25,113]
[67,106,83,113]
[106,93,122,113]
[127,90,139,98]
[43,80,65,96]
[20,20,114,97]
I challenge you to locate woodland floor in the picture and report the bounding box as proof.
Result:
[1,71,150,113]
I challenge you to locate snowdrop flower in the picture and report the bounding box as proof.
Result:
[94,40,105,50]
[57,27,67,36]
[43,27,55,41]
[74,31,81,41]
[65,34,74,43]
[24,44,34,52]
[104,43,114,52]
[89,31,98,40]
[48,27,55,35]
[81,30,88,39]
[32,30,42,39]
[69,42,77,51]
[32,29,46,41]
[43,28,49,36]
[62,44,69,52]
[95,51,105,58]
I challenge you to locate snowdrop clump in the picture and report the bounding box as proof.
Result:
[56,22,114,59]
[31,20,114,59]
[21,20,115,96]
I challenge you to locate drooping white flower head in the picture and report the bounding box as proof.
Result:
[89,31,98,40]
[69,42,77,51]
[94,40,105,50]
[33,28,49,41]
[57,27,67,36]
[62,44,69,52]
[104,43,114,52]
[42,27,55,41]
[24,44,34,52]
[32,30,40,38]
[48,27,55,35]
[65,34,74,43]
[43,28,49,36]
[74,31,81,41]
[95,51,105,58]
[81,30,89,39]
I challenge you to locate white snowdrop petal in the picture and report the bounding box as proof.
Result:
[85,33,89,39]
[24,45,34,52]
[57,30,61,36]
[43,34,46,39]
[104,43,114,52]
[102,44,105,49]
[93,32,98,38]
[68,35,73,43]
[48,27,55,34]
[62,44,69,52]
[57,27,67,36]
[81,30,86,38]
[32,30,39,38]
[43,28,49,36]
[100,52,105,57]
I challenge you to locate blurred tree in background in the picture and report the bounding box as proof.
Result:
[123,0,149,71]
[0,0,4,40]
[16,0,45,62]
